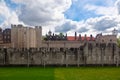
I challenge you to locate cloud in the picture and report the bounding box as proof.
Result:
[78,27,88,33]
[80,15,120,33]
[68,0,120,35]
[55,20,77,32]
[11,0,72,26]
[56,15,120,34]
[92,16,119,31]
[0,0,120,37]
[84,4,118,16]
[0,0,23,28]
[115,0,120,15]
[59,15,120,35]
[82,0,120,33]
[55,14,120,36]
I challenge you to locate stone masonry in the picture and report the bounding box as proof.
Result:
[0,24,119,66]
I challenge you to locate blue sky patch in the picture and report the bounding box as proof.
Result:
[0,15,5,24]
[64,0,116,21]
[5,0,18,10]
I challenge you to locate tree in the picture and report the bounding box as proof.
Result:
[59,33,63,37]
[117,38,120,48]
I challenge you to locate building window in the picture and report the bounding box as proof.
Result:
[7,36,10,39]
[110,39,112,42]
[102,40,104,42]
[4,36,6,39]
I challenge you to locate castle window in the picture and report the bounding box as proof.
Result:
[24,32,26,34]
[8,36,9,38]
[110,39,112,42]
[4,36,6,39]
[102,40,104,42]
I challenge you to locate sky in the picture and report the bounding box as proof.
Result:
[0,0,120,37]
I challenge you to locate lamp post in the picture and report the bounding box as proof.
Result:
[27,48,29,67]
[77,48,80,67]
[27,38,30,67]
[3,46,6,65]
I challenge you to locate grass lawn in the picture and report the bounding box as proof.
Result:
[0,67,120,80]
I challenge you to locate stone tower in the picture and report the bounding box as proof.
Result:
[35,26,42,48]
[11,24,18,48]
[11,24,42,48]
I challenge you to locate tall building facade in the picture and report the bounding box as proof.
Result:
[11,24,42,48]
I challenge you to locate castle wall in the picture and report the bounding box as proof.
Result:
[42,41,85,48]
[0,42,119,66]
[1,24,119,66]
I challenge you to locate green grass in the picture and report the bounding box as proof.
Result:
[0,67,120,80]
[0,67,54,80]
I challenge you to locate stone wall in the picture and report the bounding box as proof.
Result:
[0,42,119,66]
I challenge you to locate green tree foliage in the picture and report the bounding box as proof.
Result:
[59,33,63,37]
[117,38,120,47]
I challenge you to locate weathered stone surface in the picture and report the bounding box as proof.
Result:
[0,42,119,66]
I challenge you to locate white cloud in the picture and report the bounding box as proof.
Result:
[55,19,77,33]
[61,0,120,36]
[0,0,23,28]
[115,0,120,15]
[56,15,120,36]
[0,1,9,16]
[84,4,118,16]
[85,15,120,32]
[0,0,120,37]
[11,0,72,27]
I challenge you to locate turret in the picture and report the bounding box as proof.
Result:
[48,30,52,36]
[112,28,118,37]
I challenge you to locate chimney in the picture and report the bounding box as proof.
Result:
[90,34,93,41]
[79,34,82,41]
[66,33,67,40]
[75,32,77,40]
[84,34,87,41]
